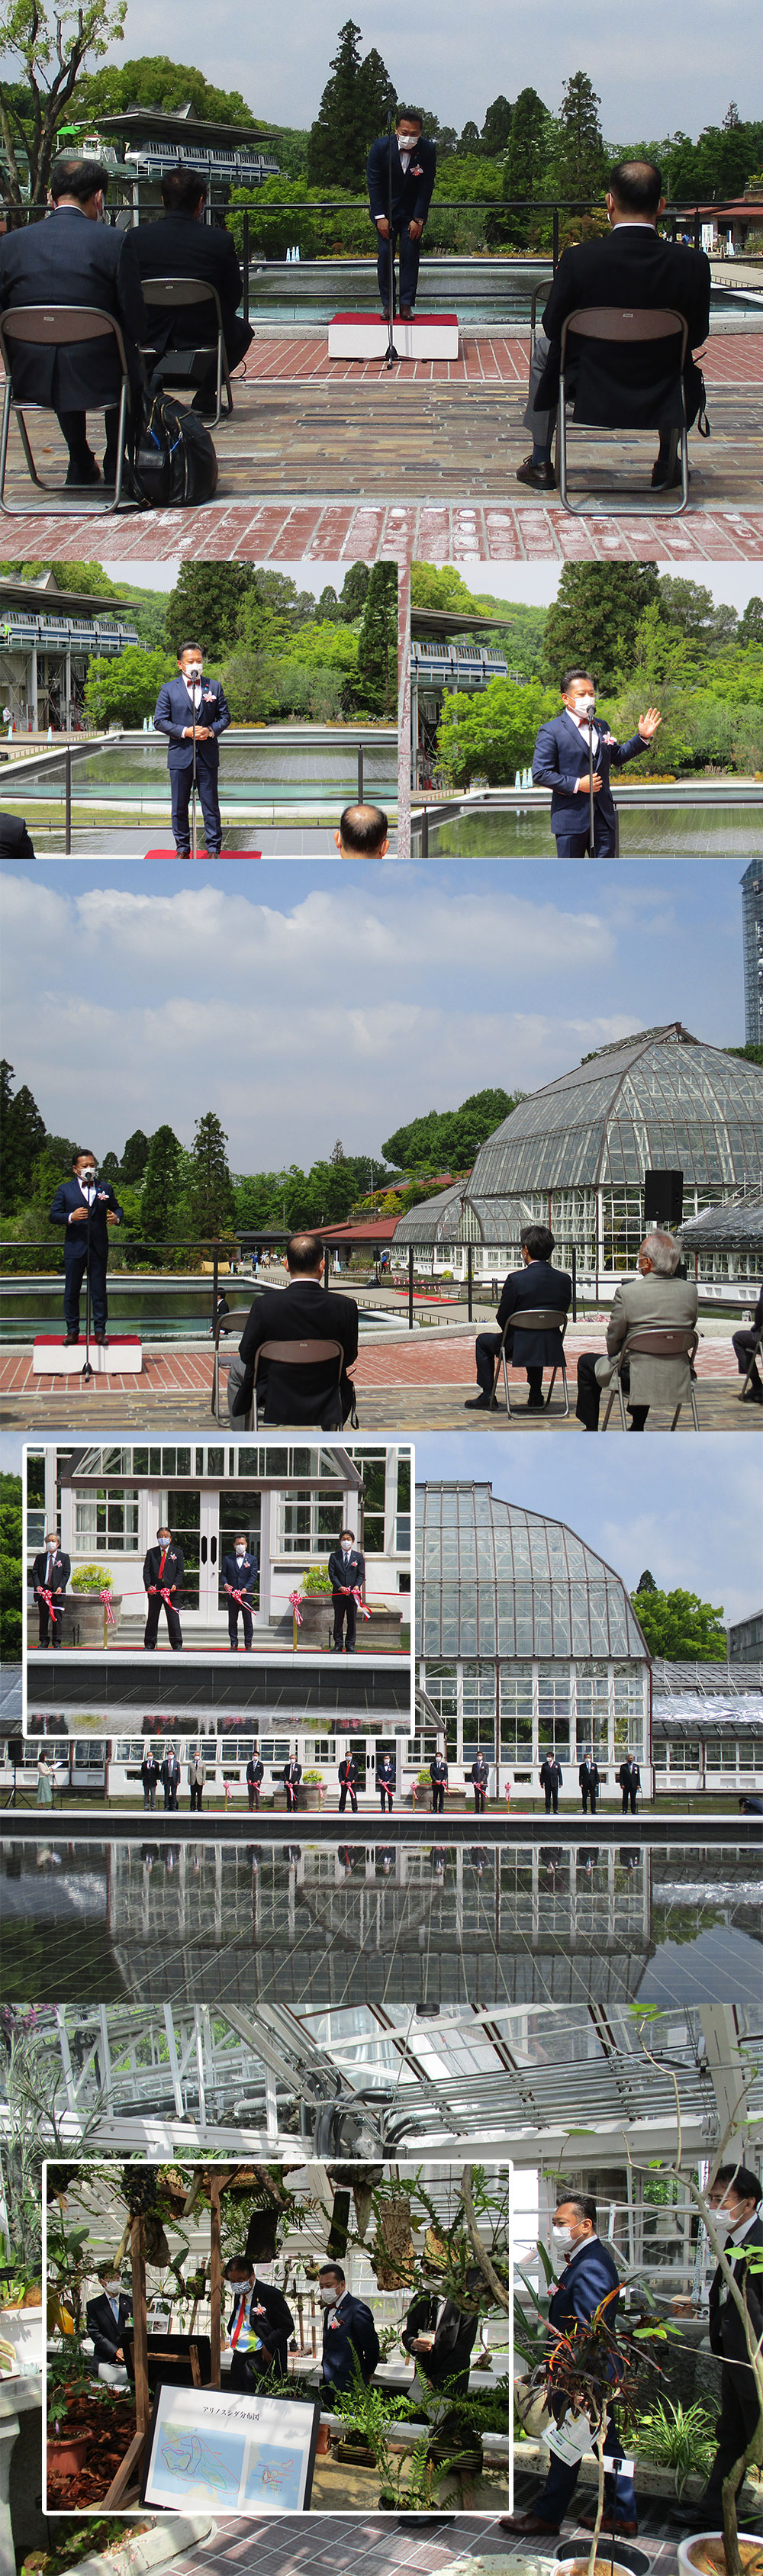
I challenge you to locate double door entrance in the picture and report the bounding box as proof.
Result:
[166,1488,262,1631]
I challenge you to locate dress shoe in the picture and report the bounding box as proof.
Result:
[652,456,691,489]
[742,1381,763,1403]
[464,1393,491,1409]
[65,451,101,486]
[65,1329,79,1345]
[497,2513,562,2537]
[516,455,556,490]
[95,1331,108,1345]
[578,2511,639,2536]
[400,304,414,319]
[526,1395,546,1410]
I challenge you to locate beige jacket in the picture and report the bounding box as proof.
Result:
[595,1272,698,1406]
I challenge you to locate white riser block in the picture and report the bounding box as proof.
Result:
[328,312,460,359]
[32,1338,143,1375]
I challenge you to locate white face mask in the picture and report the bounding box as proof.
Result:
[320,2285,339,2307]
[571,693,595,716]
[710,2198,740,2238]
[105,2280,121,2298]
[185,664,203,682]
[552,2224,577,2256]
[79,1168,96,1185]
[236,1547,246,1560]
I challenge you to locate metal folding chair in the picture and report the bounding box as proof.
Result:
[490,1307,570,1418]
[210,1309,253,1423]
[739,1324,763,1402]
[601,1325,700,1430]
[252,1337,346,1430]
[140,278,233,425]
[0,304,130,513]
[556,305,690,516]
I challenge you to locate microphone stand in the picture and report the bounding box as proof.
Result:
[189,682,198,863]
[385,111,398,370]
[82,1184,95,1383]
[585,712,595,855]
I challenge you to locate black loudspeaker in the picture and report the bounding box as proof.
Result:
[8,1735,25,1768]
[643,1169,684,1229]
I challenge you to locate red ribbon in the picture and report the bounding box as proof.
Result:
[37,1586,57,1615]
[159,1586,175,1610]
[100,1589,115,1626]
[229,1588,251,1609]
[352,1588,371,1619]
[288,1590,304,1627]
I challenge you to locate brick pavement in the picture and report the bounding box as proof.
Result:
[134,2500,681,2574]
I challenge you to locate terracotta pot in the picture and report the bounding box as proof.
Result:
[47,2432,90,2477]
[315,2422,331,2455]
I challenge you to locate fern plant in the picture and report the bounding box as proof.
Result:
[636,2397,717,2497]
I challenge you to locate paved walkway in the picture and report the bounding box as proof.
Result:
[141,2497,680,2574]
[1,332,762,549]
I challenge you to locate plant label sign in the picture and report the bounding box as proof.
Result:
[142,2384,320,2514]
[546,2409,594,2465]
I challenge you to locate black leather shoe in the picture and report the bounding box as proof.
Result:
[66,452,101,487]
[464,1393,491,1409]
[65,1330,79,1345]
[742,1382,763,1403]
[400,304,414,320]
[652,457,691,489]
[516,455,556,489]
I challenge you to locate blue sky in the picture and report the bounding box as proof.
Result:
[414,1439,763,1628]
[0,858,749,1170]
[12,0,758,156]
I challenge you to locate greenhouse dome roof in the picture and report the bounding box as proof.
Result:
[417,1481,650,1663]
[465,1025,763,1199]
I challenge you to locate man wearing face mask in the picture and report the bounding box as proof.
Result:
[50,1149,123,1348]
[221,1533,258,1652]
[223,2256,295,2387]
[532,673,662,857]
[367,111,436,320]
[153,645,230,858]
[501,2194,638,2542]
[0,156,147,488]
[328,1528,365,1654]
[31,1529,71,1648]
[318,2262,381,2401]
[143,1527,184,1651]
[85,2265,133,2367]
[671,2164,763,2535]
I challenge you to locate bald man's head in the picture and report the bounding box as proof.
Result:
[336,803,388,858]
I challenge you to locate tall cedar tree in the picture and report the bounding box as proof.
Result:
[189,1113,236,1241]
[0,1061,47,1214]
[542,562,661,694]
[356,563,398,716]
[307,20,396,191]
[140,1126,183,1252]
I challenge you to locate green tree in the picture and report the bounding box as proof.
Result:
[481,95,513,157]
[542,562,661,694]
[0,1062,47,1215]
[0,0,127,208]
[437,674,555,787]
[307,20,394,191]
[189,1112,235,1241]
[120,1130,150,1185]
[356,562,398,717]
[501,86,548,202]
[338,562,370,623]
[79,54,260,124]
[0,1471,22,1665]
[82,647,174,731]
[636,1569,658,1593]
[552,70,607,202]
[382,1087,518,1170]
[631,1586,727,1661]
[140,1125,182,1256]
[739,598,763,647]
[658,577,738,656]
[164,563,260,664]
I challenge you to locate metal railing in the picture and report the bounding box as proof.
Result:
[388,1240,578,1325]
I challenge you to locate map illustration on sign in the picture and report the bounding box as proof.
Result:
[156,2422,245,2505]
[243,2440,302,2511]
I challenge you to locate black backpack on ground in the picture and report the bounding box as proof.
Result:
[130,391,218,507]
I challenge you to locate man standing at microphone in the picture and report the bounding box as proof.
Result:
[50,1148,122,1347]
[532,671,662,856]
[367,109,436,320]
[154,642,230,858]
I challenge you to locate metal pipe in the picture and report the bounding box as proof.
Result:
[408,1245,414,1332]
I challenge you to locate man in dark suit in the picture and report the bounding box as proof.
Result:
[49,1149,123,1346]
[517,156,711,493]
[31,1531,70,1647]
[732,1283,763,1406]
[376,1751,396,1812]
[430,1753,449,1814]
[140,1747,160,1810]
[402,2278,480,2394]
[188,1747,205,1812]
[328,1528,365,1653]
[143,1527,184,1651]
[221,1534,258,1652]
[578,1754,600,1813]
[367,110,436,318]
[466,1225,572,1411]
[224,2256,295,2388]
[671,2164,763,2533]
[0,156,147,486]
[502,2194,637,2539]
[134,164,253,416]
[319,2262,380,2401]
[246,1746,265,1811]
[161,1744,181,1811]
[540,1755,563,1813]
[618,1754,641,1813]
[227,1232,359,1428]
[283,1753,302,1812]
[338,1752,359,1813]
[86,2267,132,2366]
[471,1754,489,1814]
[532,675,662,858]
[154,645,230,857]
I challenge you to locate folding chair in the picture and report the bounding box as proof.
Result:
[140,278,233,425]
[556,306,690,516]
[251,1337,346,1430]
[0,304,130,513]
[210,1309,253,1424]
[490,1307,570,1418]
[739,1323,763,1402]
[601,1325,700,1430]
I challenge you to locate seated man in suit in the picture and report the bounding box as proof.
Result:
[575,1230,698,1430]
[466,1222,571,1412]
[335,803,389,859]
[86,2266,132,2367]
[501,2193,637,2540]
[31,1529,71,1648]
[0,155,147,487]
[224,2256,295,2388]
[49,1148,122,1346]
[0,813,35,857]
[134,165,253,417]
[367,109,436,318]
[227,1231,359,1427]
[154,642,230,858]
[533,671,662,858]
[732,1281,763,1405]
[517,157,711,494]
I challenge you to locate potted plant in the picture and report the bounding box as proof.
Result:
[0,2250,43,2375]
[47,2347,96,2483]
[68,1567,122,1646]
[301,1768,324,1810]
[290,1564,333,1646]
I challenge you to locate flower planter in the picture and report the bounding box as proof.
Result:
[23,2516,217,2576]
[47,2432,89,2478]
[0,2304,43,2375]
[291,1599,333,1645]
[678,2536,763,2576]
[65,1592,122,1648]
[333,2436,375,2466]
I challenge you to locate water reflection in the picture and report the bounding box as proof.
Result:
[2,1835,759,2013]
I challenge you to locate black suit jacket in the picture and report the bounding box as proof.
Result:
[236,1279,359,1425]
[227,2278,295,2372]
[367,134,436,227]
[327,1547,365,1594]
[86,2289,133,2363]
[540,1758,563,1787]
[402,2291,478,2388]
[222,1550,258,1596]
[539,225,711,427]
[709,2217,763,2377]
[496,1259,571,1367]
[134,211,253,369]
[0,208,147,405]
[143,1544,184,1593]
[50,1177,123,1254]
[31,1548,70,1598]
